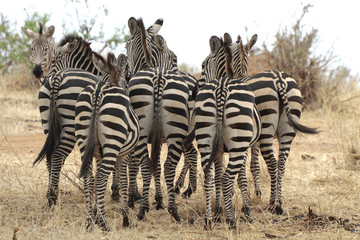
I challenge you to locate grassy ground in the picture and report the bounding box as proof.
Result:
[0,77,359,239]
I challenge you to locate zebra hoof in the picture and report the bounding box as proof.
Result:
[156,203,165,210]
[122,216,131,228]
[168,207,180,222]
[204,218,213,230]
[134,191,143,203]
[269,205,284,215]
[255,190,262,198]
[85,218,94,232]
[226,218,237,230]
[214,206,222,223]
[136,207,148,221]
[181,188,193,199]
[155,195,165,210]
[174,186,180,195]
[111,191,121,202]
[47,193,57,208]
[128,200,135,209]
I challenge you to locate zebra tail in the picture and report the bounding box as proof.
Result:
[150,79,164,175]
[183,111,196,149]
[79,106,98,178]
[250,104,262,146]
[276,79,319,135]
[150,114,162,175]
[205,90,226,174]
[205,122,222,174]
[33,95,61,166]
[288,116,320,135]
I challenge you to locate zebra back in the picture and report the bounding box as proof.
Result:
[77,52,138,177]
[47,34,101,79]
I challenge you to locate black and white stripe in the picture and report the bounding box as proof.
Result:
[210,33,319,215]
[21,23,56,83]
[125,17,198,219]
[34,34,102,207]
[128,67,190,222]
[188,36,261,229]
[192,76,260,229]
[75,53,140,231]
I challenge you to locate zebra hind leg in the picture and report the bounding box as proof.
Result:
[174,155,188,195]
[110,159,121,202]
[214,155,223,223]
[237,153,254,223]
[154,150,165,210]
[164,145,183,222]
[250,144,262,197]
[118,157,131,227]
[181,143,198,199]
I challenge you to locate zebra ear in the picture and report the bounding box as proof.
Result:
[92,52,107,72]
[223,32,232,46]
[244,34,257,51]
[44,25,55,38]
[117,54,128,70]
[209,36,221,54]
[62,39,78,53]
[154,35,167,51]
[147,18,163,35]
[21,27,37,39]
[128,17,138,36]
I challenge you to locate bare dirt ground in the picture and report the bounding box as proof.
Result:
[0,90,359,239]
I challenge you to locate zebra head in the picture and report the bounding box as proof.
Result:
[21,23,55,81]
[126,17,177,75]
[198,35,234,85]
[47,34,100,79]
[92,52,128,89]
[230,34,257,78]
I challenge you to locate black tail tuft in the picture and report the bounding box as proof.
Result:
[150,118,162,175]
[288,115,320,135]
[33,98,61,166]
[79,111,98,178]
[205,123,222,174]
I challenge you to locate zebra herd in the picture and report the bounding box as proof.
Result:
[21,17,318,231]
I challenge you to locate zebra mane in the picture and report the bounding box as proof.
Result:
[237,35,247,76]
[59,34,93,58]
[223,37,234,78]
[38,23,43,35]
[107,53,119,85]
[137,18,152,67]
[92,51,106,65]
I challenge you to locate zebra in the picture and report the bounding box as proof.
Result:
[21,23,56,84]
[23,28,140,204]
[75,52,140,231]
[201,32,319,215]
[34,34,103,207]
[229,33,319,215]
[185,36,261,229]
[126,17,194,222]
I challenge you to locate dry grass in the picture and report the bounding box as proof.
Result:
[0,74,359,239]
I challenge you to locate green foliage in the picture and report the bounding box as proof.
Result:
[62,0,128,53]
[178,63,199,76]
[0,11,50,74]
[260,4,336,107]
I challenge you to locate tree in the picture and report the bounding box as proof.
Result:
[0,11,50,74]
[62,0,128,53]
[260,4,335,107]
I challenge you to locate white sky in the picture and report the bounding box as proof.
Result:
[2,0,360,76]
